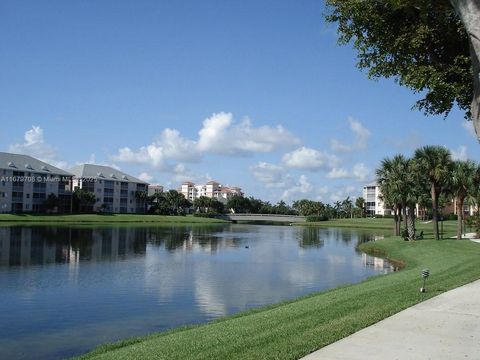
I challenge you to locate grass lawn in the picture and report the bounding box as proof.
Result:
[77,221,480,360]
[0,214,228,224]
[301,217,458,234]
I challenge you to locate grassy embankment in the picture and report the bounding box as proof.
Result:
[0,214,227,224]
[77,218,480,360]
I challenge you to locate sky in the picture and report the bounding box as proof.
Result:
[1,0,478,204]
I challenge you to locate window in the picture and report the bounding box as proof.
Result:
[26,194,30,199]
[25,204,30,210]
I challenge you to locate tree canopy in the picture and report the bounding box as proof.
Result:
[325,0,473,120]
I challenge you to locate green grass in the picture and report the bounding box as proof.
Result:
[76,223,480,360]
[301,217,458,233]
[0,214,228,224]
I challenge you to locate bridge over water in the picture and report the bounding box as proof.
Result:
[218,214,306,223]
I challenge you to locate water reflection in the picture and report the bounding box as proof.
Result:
[0,224,395,360]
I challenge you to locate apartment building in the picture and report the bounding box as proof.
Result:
[180,180,243,203]
[362,183,391,216]
[69,164,148,213]
[148,184,164,196]
[0,152,73,213]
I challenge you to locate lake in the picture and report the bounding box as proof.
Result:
[0,224,394,359]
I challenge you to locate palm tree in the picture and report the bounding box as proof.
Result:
[450,160,479,240]
[414,146,453,240]
[355,197,365,217]
[376,156,407,236]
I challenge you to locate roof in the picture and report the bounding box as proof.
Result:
[68,164,148,184]
[0,152,73,176]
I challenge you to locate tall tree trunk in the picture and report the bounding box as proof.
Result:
[402,203,407,231]
[431,185,440,240]
[393,205,399,236]
[407,205,416,241]
[450,0,480,140]
[396,205,402,236]
[457,197,465,240]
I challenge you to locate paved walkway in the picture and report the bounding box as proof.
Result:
[302,278,480,360]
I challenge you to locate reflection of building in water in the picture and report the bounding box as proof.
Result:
[0,227,147,267]
[361,253,396,271]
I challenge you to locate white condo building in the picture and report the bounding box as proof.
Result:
[69,164,149,214]
[362,182,391,216]
[180,180,243,203]
[0,152,73,213]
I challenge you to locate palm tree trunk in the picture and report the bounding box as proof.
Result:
[402,203,407,231]
[393,205,398,236]
[407,205,416,241]
[457,197,464,240]
[431,185,439,240]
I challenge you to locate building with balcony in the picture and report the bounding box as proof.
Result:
[362,183,391,216]
[0,152,73,213]
[180,180,243,204]
[69,164,149,213]
[148,184,164,196]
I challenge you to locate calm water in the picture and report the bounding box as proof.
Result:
[0,224,394,359]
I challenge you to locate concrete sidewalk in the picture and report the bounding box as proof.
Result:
[302,279,480,360]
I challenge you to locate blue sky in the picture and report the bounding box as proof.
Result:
[1,0,478,203]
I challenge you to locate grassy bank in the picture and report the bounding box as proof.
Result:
[0,214,228,224]
[77,228,480,360]
[301,217,458,233]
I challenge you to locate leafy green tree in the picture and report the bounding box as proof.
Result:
[163,190,191,215]
[135,190,148,214]
[355,197,365,217]
[414,146,453,240]
[325,0,480,138]
[450,160,480,240]
[44,193,59,213]
[72,189,96,213]
[226,195,250,213]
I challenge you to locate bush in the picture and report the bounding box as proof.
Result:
[306,215,329,222]
[445,213,458,221]
[193,213,221,218]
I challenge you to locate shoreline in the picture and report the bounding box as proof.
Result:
[0,214,229,224]
[75,220,480,360]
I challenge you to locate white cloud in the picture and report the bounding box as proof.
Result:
[352,162,370,181]
[326,167,349,179]
[9,126,68,169]
[250,162,290,188]
[113,112,300,171]
[138,172,153,182]
[462,120,477,138]
[329,185,358,202]
[330,117,370,152]
[282,175,313,200]
[451,145,468,161]
[197,112,300,156]
[282,146,339,170]
[112,128,199,170]
[75,153,121,170]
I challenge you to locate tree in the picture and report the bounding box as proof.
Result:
[135,190,149,214]
[450,160,479,240]
[355,197,365,217]
[72,189,96,213]
[376,156,403,236]
[414,146,453,240]
[164,190,191,215]
[325,0,480,139]
[226,195,250,214]
[44,193,59,213]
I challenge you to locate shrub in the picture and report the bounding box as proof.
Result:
[445,213,458,221]
[306,215,329,222]
[193,213,221,218]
